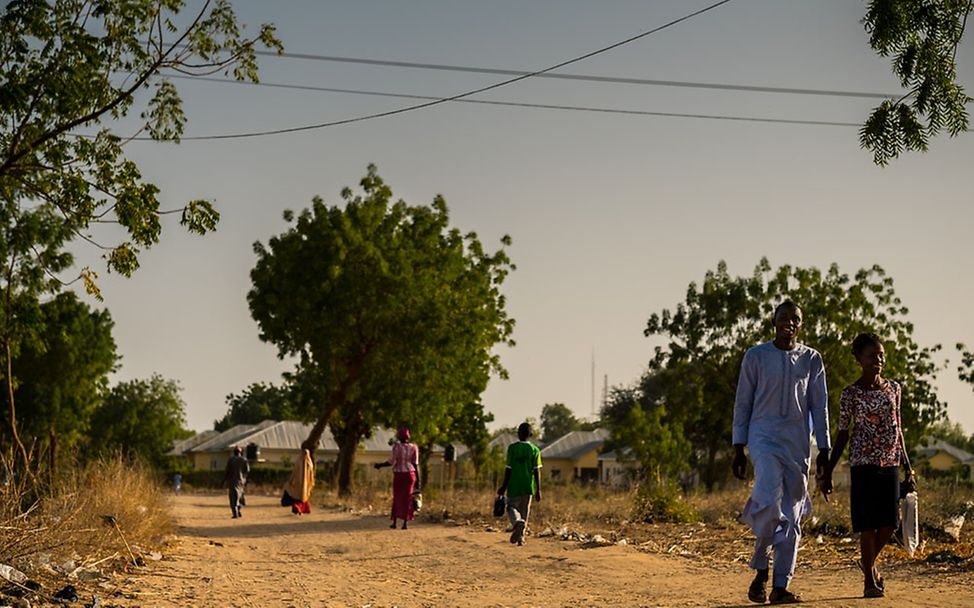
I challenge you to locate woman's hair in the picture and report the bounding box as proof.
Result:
[852,333,883,356]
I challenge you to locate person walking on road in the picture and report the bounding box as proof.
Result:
[828,333,916,599]
[282,448,315,515]
[224,446,250,519]
[497,422,542,546]
[374,426,421,529]
[732,300,832,604]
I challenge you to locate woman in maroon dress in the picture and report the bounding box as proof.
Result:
[374,427,420,529]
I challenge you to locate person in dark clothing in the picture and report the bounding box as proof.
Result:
[224,446,250,519]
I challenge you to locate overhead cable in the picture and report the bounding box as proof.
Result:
[148,0,737,141]
[250,52,901,101]
[166,75,861,129]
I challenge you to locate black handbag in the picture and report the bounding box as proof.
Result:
[280,490,295,507]
[493,496,506,517]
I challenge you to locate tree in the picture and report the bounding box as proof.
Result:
[540,403,582,443]
[248,165,515,495]
[924,419,974,453]
[641,259,945,490]
[862,1,971,165]
[214,382,296,431]
[13,292,116,473]
[89,374,193,468]
[0,0,280,474]
[958,343,974,387]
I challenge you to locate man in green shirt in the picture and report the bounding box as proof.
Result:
[497,422,542,546]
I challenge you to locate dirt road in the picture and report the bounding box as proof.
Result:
[120,494,971,608]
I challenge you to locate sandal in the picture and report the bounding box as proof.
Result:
[768,587,802,604]
[864,585,885,598]
[747,570,768,604]
[855,559,884,590]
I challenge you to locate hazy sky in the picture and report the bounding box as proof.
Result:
[71,1,973,434]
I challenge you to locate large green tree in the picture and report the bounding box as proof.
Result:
[13,292,116,473]
[0,0,280,472]
[862,1,971,165]
[214,381,296,431]
[601,385,689,487]
[248,165,514,495]
[639,259,945,490]
[89,374,192,468]
[540,402,585,443]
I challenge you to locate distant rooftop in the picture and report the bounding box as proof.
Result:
[919,438,974,463]
[540,429,609,460]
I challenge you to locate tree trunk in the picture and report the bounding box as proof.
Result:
[333,410,367,497]
[3,339,31,479]
[419,441,434,490]
[300,352,370,455]
[703,442,719,492]
[336,431,359,497]
[48,427,58,481]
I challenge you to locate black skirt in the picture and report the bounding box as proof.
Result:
[850,465,900,532]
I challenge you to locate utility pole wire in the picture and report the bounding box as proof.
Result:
[152,0,737,141]
[163,75,862,128]
[249,52,901,101]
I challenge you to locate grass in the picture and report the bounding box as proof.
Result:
[321,475,974,569]
[0,455,173,581]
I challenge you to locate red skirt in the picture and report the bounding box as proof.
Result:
[391,471,416,521]
[292,500,311,514]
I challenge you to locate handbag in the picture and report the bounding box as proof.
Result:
[493,495,507,517]
[411,491,423,513]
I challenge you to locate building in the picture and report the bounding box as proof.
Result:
[598,448,638,487]
[918,439,974,480]
[540,429,609,483]
[176,420,457,483]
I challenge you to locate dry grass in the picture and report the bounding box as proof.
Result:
[326,477,973,571]
[0,455,173,579]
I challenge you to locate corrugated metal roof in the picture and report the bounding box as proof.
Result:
[488,432,518,450]
[226,420,338,451]
[185,421,457,455]
[167,430,219,456]
[188,420,277,453]
[919,439,974,463]
[540,429,609,460]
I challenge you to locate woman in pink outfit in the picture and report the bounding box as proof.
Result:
[374,427,420,529]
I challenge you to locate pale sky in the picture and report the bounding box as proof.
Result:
[71,1,974,434]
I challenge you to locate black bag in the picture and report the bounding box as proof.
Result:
[280,490,295,507]
[493,495,506,517]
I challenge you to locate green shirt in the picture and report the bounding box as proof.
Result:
[506,441,542,497]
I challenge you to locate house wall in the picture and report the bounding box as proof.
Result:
[575,449,599,470]
[544,458,573,481]
[927,452,961,471]
[544,452,603,482]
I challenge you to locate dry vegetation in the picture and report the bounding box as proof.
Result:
[322,477,974,574]
[0,456,173,600]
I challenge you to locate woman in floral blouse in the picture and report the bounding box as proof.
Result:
[828,333,916,599]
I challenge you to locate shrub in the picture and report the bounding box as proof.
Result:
[631,483,697,524]
[0,455,172,569]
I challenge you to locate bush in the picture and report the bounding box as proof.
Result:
[631,483,697,524]
[0,455,173,569]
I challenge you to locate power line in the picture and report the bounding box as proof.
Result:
[251,53,900,101]
[167,74,861,129]
[156,0,737,141]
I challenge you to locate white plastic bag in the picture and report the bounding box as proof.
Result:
[901,491,919,557]
[0,562,26,584]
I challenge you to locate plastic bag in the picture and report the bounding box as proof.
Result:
[901,491,919,557]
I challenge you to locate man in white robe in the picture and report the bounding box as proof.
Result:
[732,301,831,604]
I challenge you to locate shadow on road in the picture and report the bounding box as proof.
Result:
[177,511,403,539]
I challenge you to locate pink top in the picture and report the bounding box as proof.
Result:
[388,442,419,473]
[838,380,902,467]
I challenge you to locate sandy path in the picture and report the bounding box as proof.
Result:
[119,494,972,608]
